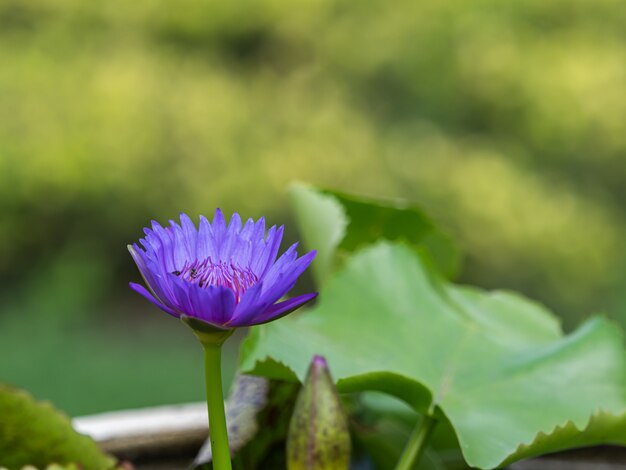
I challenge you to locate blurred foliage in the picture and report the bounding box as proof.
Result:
[0,0,624,413]
[0,385,116,469]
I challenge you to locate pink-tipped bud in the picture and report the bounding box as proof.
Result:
[287,355,351,469]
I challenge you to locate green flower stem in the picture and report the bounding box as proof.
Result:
[180,316,234,470]
[203,341,232,470]
[395,414,437,470]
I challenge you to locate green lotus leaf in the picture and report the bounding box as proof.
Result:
[240,242,626,469]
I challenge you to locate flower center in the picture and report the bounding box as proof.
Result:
[172,258,258,302]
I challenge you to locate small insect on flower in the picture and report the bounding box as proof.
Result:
[128,210,317,330]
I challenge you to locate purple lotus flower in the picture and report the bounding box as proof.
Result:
[128,210,317,330]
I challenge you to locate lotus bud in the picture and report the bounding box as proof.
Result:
[287,355,351,470]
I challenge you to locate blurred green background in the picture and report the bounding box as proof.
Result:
[0,0,624,416]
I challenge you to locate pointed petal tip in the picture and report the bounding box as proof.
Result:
[301,291,319,305]
[247,291,318,327]
[229,212,243,230]
[129,281,150,296]
[213,208,227,229]
[129,282,179,317]
[296,291,318,309]
[181,212,199,229]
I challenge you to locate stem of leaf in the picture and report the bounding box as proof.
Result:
[203,342,232,470]
[395,413,437,470]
